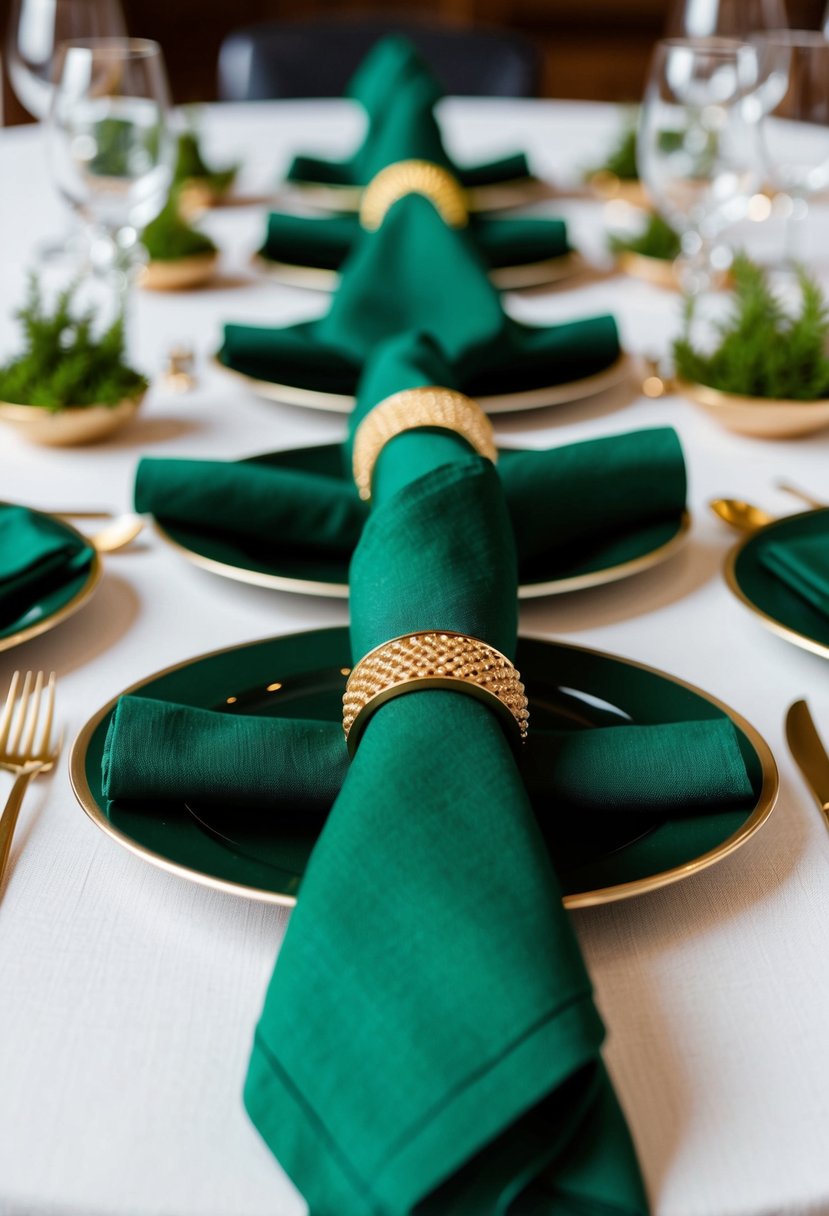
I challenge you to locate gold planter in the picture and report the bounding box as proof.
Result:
[588,172,651,209]
[617,250,678,290]
[140,251,218,292]
[0,392,145,446]
[678,379,829,439]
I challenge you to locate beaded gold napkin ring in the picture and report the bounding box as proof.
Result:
[352,386,497,501]
[343,631,529,756]
[360,160,469,231]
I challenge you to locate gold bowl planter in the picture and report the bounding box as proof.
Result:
[140,251,218,292]
[0,392,145,446]
[616,250,678,290]
[588,172,651,209]
[677,379,829,439]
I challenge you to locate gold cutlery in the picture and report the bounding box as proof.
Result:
[0,671,61,893]
[87,515,144,553]
[786,700,829,835]
[709,498,776,533]
[776,482,826,510]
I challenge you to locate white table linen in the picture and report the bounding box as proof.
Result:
[0,99,828,1216]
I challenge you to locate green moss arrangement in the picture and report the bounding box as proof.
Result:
[0,276,148,411]
[174,130,238,196]
[674,255,829,400]
[609,213,681,261]
[142,191,217,261]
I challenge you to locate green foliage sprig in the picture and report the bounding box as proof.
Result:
[609,213,681,261]
[673,255,829,400]
[174,131,238,196]
[0,276,148,411]
[142,190,217,261]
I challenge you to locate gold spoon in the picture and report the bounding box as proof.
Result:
[87,515,144,554]
[709,498,776,533]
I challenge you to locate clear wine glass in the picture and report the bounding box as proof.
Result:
[6,0,126,120]
[638,38,766,294]
[752,31,829,264]
[666,0,787,40]
[47,38,173,290]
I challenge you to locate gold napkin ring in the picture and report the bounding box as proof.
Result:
[352,386,497,502]
[343,631,529,756]
[359,160,469,231]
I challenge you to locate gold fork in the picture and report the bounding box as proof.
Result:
[0,671,61,891]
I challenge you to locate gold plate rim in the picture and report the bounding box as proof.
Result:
[282,174,550,215]
[212,351,632,416]
[68,629,777,910]
[251,252,582,293]
[0,508,103,654]
[723,511,829,663]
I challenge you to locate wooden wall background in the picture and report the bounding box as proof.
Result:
[1,0,825,124]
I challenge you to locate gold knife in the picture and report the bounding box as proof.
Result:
[785,700,829,833]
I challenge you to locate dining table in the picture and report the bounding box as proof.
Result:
[0,94,828,1216]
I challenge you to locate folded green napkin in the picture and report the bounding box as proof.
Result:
[286,36,530,189]
[102,695,752,819]
[132,417,685,582]
[0,504,93,626]
[221,194,618,397]
[259,210,571,273]
[244,333,650,1213]
[760,533,829,618]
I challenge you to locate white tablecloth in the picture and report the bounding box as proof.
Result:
[0,98,828,1216]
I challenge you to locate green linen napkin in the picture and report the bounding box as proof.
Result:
[221,194,618,397]
[259,210,571,272]
[102,695,752,819]
[0,504,93,625]
[759,533,829,618]
[244,335,649,1213]
[131,421,685,580]
[286,35,530,189]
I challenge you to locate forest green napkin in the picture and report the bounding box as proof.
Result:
[259,210,571,272]
[133,422,685,583]
[759,533,829,617]
[243,333,649,1213]
[102,694,753,819]
[286,35,530,189]
[0,504,93,625]
[221,195,618,397]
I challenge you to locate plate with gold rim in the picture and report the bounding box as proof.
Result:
[69,626,777,910]
[0,506,101,655]
[281,174,551,215]
[213,351,632,416]
[149,444,690,600]
[251,252,584,294]
[725,507,829,661]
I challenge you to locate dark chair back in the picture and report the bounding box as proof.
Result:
[218,18,542,101]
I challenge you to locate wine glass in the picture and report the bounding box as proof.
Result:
[6,0,127,120]
[638,38,766,293]
[753,31,829,264]
[665,0,787,39]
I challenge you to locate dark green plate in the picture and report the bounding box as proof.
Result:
[153,445,690,600]
[0,506,101,654]
[727,508,829,661]
[69,627,776,908]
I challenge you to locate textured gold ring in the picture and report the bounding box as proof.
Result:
[359,160,469,231]
[352,386,497,502]
[343,631,529,756]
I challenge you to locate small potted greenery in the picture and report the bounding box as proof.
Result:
[140,189,219,291]
[0,276,148,445]
[609,212,682,289]
[585,112,650,208]
[174,129,239,216]
[673,255,829,438]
